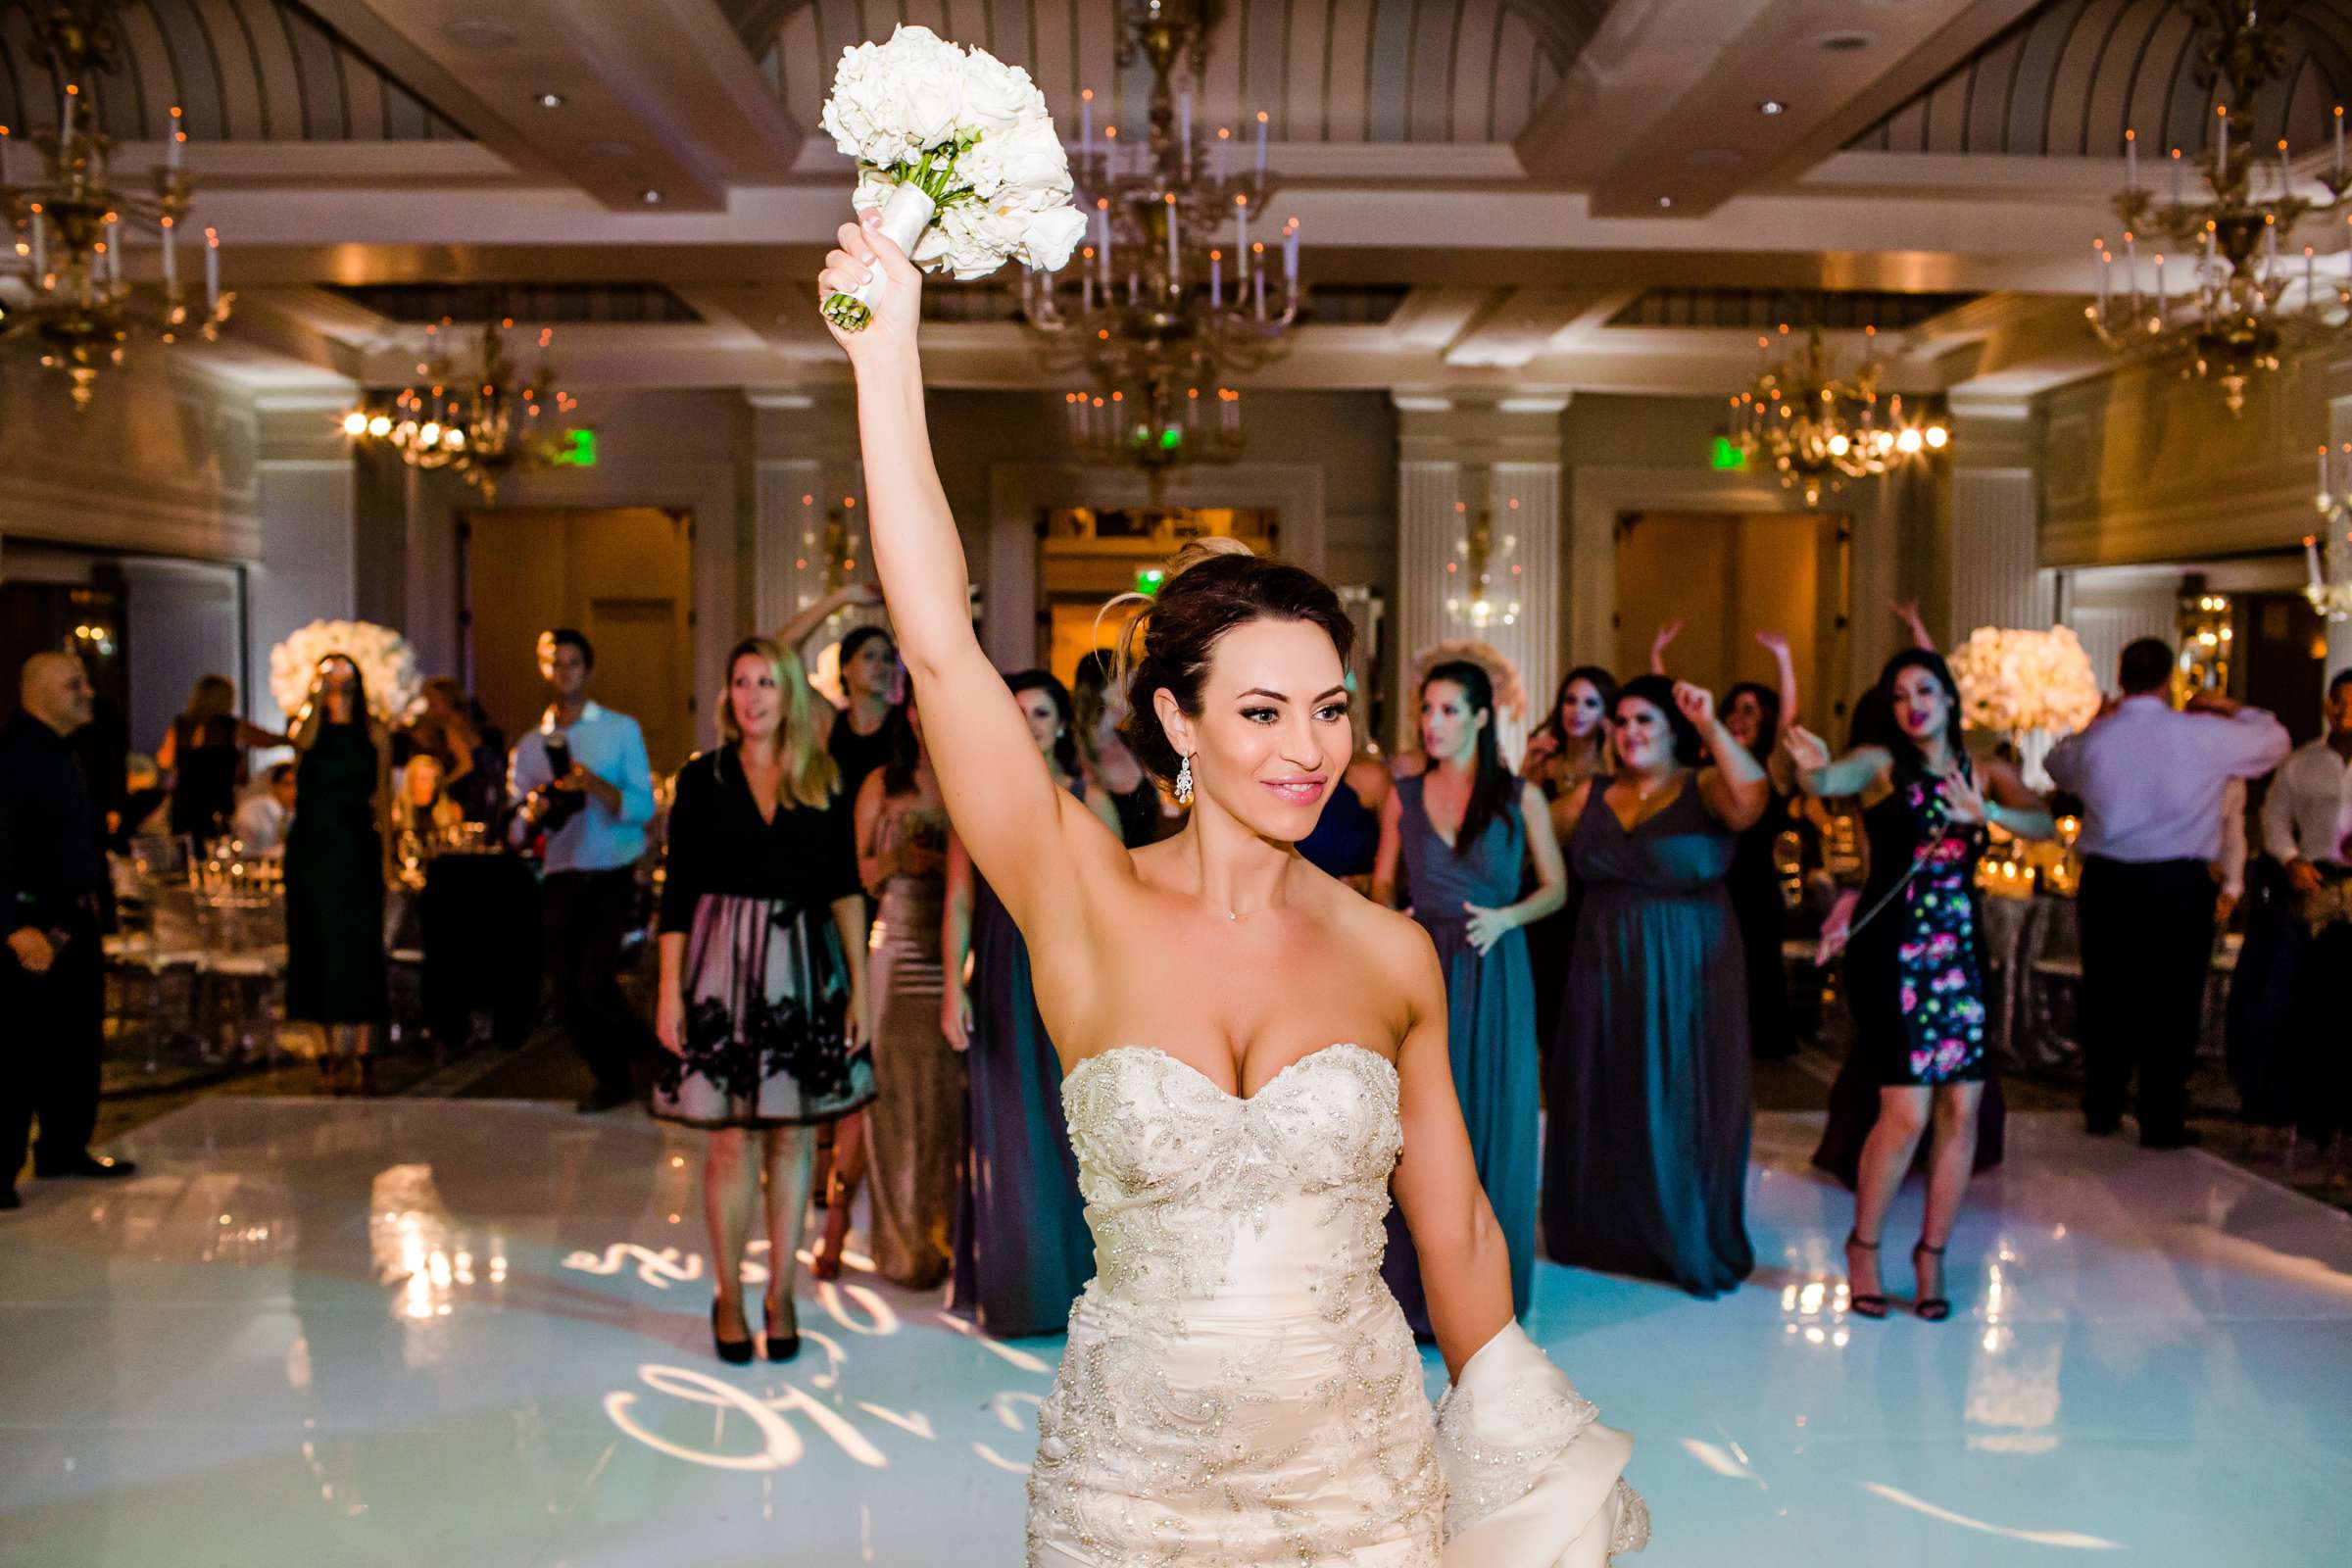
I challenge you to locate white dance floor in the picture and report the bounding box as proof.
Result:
[3,1100,2347,1566]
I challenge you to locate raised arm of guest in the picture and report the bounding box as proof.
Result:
[1892,598,1936,653]
[1648,619,1683,677]
[772,582,886,658]
[2183,690,2293,777]
[1757,630,1799,737]
[1686,682,1770,832]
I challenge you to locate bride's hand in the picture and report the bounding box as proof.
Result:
[819,209,924,359]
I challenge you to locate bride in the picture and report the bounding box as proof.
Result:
[821,213,1646,1567]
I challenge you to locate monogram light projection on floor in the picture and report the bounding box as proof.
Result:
[0,1100,2343,1565]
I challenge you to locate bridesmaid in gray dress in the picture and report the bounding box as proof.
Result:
[1373,660,1566,1332]
[1543,673,1769,1298]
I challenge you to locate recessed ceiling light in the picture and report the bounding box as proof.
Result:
[535,91,564,110]
[1817,30,1875,52]
[1656,195,1675,209]
[641,188,662,205]
[1758,99,1787,116]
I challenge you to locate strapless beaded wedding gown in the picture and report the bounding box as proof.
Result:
[1028,1043,1648,1567]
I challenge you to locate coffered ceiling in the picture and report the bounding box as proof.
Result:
[8,0,2332,405]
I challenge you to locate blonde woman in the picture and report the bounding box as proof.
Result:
[652,636,873,1365]
[285,656,391,1095]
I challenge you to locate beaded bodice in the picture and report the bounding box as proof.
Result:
[1059,1043,1402,1314]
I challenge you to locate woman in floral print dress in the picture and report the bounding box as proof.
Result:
[1784,651,2053,1322]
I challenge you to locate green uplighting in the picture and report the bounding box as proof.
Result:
[1135,567,1167,596]
[1709,435,1747,470]
[1158,426,1184,451]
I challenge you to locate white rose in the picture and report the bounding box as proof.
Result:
[1017,203,1088,271]
[959,47,1046,136]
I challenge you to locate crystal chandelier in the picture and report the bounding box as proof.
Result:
[0,0,231,410]
[343,318,577,502]
[2306,443,2352,620]
[1730,324,1948,507]
[2085,1,2352,416]
[1021,0,1302,489]
[1444,497,1523,631]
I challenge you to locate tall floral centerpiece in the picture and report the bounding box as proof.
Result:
[1947,625,2102,790]
[817,26,1087,331]
[269,618,423,727]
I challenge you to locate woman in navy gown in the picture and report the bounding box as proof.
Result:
[1543,675,1768,1298]
[1372,660,1564,1330]
[942,670,1121,1337]
[1518,666,1616,1074]
[1297,751,1393,891]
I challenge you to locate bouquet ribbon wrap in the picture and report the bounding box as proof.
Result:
[824,185,938,331]
[1436,1320,1649,1565]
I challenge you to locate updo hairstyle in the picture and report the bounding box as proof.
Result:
[1113,538,1356,789]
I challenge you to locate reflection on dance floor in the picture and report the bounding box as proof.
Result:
[1,1102,2346,1565]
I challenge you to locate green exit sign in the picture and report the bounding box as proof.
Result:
[1709,435,1747,470]
[1135,567,1166,596]
[552,428,598,466]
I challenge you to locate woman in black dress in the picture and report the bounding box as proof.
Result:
[1070,649,1163,848]
[284,657,389,1094]
[1783,651,2053,1321]
[653,635,872,1364]
[1720,631,1802,1060]
[159,674,285,842]
[1517,666,1615,1073]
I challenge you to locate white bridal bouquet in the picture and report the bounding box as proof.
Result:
[268,618,423,727]
[817,24,1087,331]
[1948,625,2102,737]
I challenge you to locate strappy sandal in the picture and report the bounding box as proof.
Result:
[1846,1232,1889,1320]
[1913,1241,1951,1322]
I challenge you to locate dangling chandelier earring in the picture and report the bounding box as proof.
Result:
[1174,753,1195,807]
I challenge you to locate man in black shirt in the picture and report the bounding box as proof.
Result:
[3,653,138,1208]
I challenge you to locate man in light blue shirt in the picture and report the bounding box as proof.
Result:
[509,627,658,1112]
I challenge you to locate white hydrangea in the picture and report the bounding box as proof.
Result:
[1949,625,2103,736]
[269,618,424,726]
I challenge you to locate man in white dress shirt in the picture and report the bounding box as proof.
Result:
[230,763,297,855]
[509,627,659,1113]
[2259,668,2352,1159]
[2046,639,2290,1149]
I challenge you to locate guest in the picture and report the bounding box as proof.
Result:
[392,752,465,863]
[1784,651,2054,1320]
[509,627,659,1114]
[1,653,138,1209]
[1372,659,1564,1329]
[652,636,872,1364]
[156,674,285,841]
[2249,669,2352,1163]
[285,656,391,1096]
[826,623,906,804]
[1071,648,1162,847]
[1543,675,1767,1298]
[2045,640,2289,1149]
[1517,665,1615,1072]
[943,670,1117,1337]
[854,691,958,1289]
[1809,681,2012,1189]
[2288,796,2352,1176]
[232,762,298,854]
[400,676,504,825]
[1720,633,1803,1060]
[1297,745,1393,891]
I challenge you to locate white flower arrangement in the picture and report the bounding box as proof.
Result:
[268,618,423,727]
[818,25,1087,329]
[1948,625,2103,737]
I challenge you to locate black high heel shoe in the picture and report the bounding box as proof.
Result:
[710,1298,755,1365]
[763,1292,801,1363]
[1845,1232,1889,1320]
[1912,1242,1951,1322]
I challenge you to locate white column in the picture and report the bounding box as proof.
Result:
[1949,468,2052,637]
[1396,460,1461,752]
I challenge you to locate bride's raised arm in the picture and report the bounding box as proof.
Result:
[818,214,1120,925]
